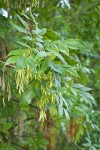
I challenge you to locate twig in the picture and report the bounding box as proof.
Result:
[71,139,84,150]
[0,60,15,68]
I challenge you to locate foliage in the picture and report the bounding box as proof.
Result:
[0,0,100,150]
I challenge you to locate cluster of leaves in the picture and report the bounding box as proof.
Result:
[0,0,100,150]
[5,14,96,120]
[34,0,100,149]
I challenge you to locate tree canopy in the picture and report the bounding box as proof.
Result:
[0,0,100,150]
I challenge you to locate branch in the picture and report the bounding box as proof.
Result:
[71,139,83,150]
[0,60,15,68]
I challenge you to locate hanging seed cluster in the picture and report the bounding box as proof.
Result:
[15,65,32,94]
[15,67,56,121]
[7,81,11,101]
[36,72,56,121]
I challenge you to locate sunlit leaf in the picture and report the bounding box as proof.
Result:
[13,24,28,34]
[6,56,19,65]
[8,49,27,56]
[16,41,30,48]
[66,67,80,77]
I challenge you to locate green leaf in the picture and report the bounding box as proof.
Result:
[81,87,92,92]
[91,146,96,150]
[22,36,32,41]
[58,104,63,116]
[37,51,48,58]
[17,14,28,29]
[59,43,69,56]
[82,143,90,147]
[37,51,51,58]
[36,37,43,43]
[47,87,57,94]
[54,52,67,64]
[80,91,95,101]
[65,39,84,49]
[49,61,65,74]
[70,87,77,97]
[13,24,28,34]
[65,77,72,81]
[30,86,41,98]
[20,91,33,108]
[66,67,80,77]
[54,73,61,88]
[36,42,43,49]
[62,97,68,109]
[73,84,92,91]
[16,56,27,69]
[22,14,31,20]
[34,28,46,35]
[81,41,93,50]
[8,49,27,56]
[41,59,49,72]
[46,29,60,40]
[63,109,70,120]
[66,56,78,65]
[16,41,30,48]
[6,56,19,65]
[40,28,46,35]
[72,83,84,88]
[26,57,36,74]
[34,86,41,98]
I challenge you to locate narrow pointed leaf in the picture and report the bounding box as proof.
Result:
[17,14,28,29]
